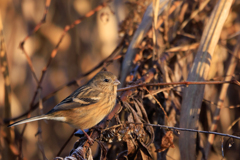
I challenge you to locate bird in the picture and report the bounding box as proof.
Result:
[8,71,120,144]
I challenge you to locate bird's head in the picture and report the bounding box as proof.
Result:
[89,71,120,92]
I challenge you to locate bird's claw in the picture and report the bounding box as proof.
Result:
[86,136,94,146]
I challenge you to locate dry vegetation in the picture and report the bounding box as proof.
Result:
[1,0,240,160]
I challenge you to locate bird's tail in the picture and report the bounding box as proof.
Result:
[8,115,48,127]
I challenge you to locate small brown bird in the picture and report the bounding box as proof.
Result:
[8,71,120,144]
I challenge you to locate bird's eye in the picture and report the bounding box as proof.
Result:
[104,79,109,82]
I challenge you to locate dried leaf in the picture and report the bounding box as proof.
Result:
[135,99,155,146]
[134,101,143,118]
[137,139,152,159]
[124,102,142,123]
[116,150,128,160]
[155,131,174,152]
[96,141,108,160]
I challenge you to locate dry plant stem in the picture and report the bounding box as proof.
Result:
[165,42,199,52]
[227,117,240,131]
[179,0,210,31]
[0,13,17,160]
[163,0,171,44]
[205,36,240,158]
[120,0,169,87]
[179,1,233,160]
[154,1,183,36]
[152,0,160,60]
[19,0,51,45]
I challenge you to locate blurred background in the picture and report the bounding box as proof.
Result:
[0,0,124,159]
[1,0,240,160]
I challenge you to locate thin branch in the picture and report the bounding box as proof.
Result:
[117,80,240,92]
[228,117,240,131]
[19,0,52,83]
[125,122,240,140]
[143,87,169,120]
[19,0,51,47]
[56,130,76,156]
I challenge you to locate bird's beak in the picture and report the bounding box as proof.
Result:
[113,79,121,85]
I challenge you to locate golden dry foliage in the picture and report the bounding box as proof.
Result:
[1,0,240,160]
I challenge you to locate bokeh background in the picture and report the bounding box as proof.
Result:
[1,0,240,160]
[0,0,123,159]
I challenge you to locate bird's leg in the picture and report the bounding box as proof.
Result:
[81,129,94,145]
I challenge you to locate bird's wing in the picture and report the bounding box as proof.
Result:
[49,85,102,111]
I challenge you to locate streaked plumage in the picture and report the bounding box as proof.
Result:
[8,71,120,144]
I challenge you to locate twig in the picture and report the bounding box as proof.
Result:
[179,0,210,31]
[102,122,240,141]
[56,130,76,156]
[126,122,240,140]
[19,0,52,83]
[227,117,240,131]
[117,80,240,92]
[143,87,169,120]
[19,0,51,47]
